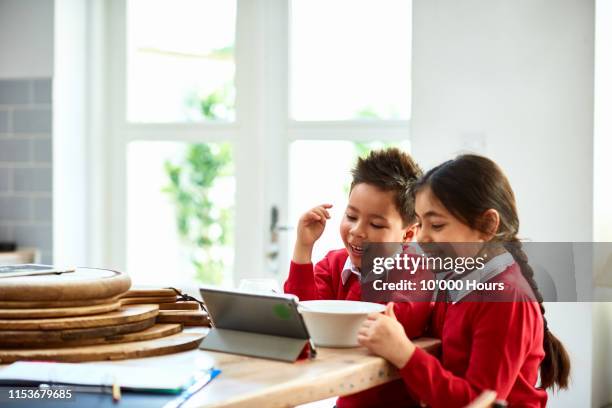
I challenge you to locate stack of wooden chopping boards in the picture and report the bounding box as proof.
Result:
[120,287,211,327]
[0,268,207,363]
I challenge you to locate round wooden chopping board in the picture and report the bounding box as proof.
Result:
[157,310,210,326]
[0,331,205,363]
[120,296,178,305]
[0,321,181,348]
[0,317,156,346]
[0,304,158,331]
[120,288,179,298]
[0,301,122,319]
[0,296,121,309]
[158,301,200,310]
[0,267,131,301]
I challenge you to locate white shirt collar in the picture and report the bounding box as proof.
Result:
[341,256,361,286]
[432,252,515,304]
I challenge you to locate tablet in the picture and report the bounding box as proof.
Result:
[199,287,310,340]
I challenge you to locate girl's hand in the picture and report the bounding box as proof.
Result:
[293,204,332,264]
[357,302,416,369]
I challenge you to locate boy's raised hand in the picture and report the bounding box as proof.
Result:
[292,204,332,264]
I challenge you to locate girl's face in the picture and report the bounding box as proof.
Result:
[340,183,413,268]
[415,187,489,257]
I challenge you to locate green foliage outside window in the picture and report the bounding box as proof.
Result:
[163,86,234,284]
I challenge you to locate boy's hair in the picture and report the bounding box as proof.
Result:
[350,148,422,226]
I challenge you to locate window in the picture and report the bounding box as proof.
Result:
[127,142,234,286]
[127,0,236,123]
[288,140,411,264]
[290,0,411,121]
[105,0,412,286]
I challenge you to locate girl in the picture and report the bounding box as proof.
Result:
[357,154,570,407]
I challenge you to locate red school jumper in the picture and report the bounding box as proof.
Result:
[284,248,432,408]
[399,262,548,408]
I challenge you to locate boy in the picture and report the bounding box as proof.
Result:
[284,148,432,408]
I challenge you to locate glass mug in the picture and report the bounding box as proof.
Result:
[237,278,281,294]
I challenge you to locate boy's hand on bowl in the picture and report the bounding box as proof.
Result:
[293,204,333,263]
[357,302,416,369]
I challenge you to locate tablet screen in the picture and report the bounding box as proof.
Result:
[200,287,310,340]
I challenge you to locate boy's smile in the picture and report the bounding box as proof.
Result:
[340,183,411,268]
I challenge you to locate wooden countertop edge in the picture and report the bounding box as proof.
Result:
[195,337,441,408]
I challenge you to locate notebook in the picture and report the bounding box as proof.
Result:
[0,361,211,394]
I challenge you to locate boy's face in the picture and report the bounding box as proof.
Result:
[340,183,413,268]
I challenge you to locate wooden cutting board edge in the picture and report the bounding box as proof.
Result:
[0,268,131,301]
[0,301,123,319]
[0,304,159,331]
[0,331,205,363]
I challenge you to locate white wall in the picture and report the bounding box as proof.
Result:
[593,0,612,405]
[411,0,601,406]
[411,0,593,243]
[594,0,612,244]
[52,0,92,267]
[0,0,54,78]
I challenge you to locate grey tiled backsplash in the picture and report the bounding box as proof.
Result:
[0,139,30,161]
[13,167,52,192]
[13,224,52,252]
[0,225,12,241]
[33,80,52,104]
[0,78,53,263]
[0,111,8,132]
[13,108,52,133]
[33,138,52,162]
[0,168,10,191]
[0,196,32,221]
[33,196,52,222]
[0,80,30,105]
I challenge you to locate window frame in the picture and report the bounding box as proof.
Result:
[102,0,411,284]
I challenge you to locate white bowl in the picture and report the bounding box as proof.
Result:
[298,300,386,347]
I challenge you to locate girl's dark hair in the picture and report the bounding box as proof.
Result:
[412,154,570,390]
[351,148,422,226]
